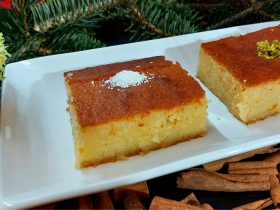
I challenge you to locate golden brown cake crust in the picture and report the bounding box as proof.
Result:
[201,25,280,87]
[64,56,205,127]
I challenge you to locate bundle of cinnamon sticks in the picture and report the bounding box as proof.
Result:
[177,145,280,209]
[32,145,280,210]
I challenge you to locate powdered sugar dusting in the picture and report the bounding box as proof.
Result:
[104,70,152,88]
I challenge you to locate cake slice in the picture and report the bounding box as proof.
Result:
[64,56,207,168]
[197,25,280,124]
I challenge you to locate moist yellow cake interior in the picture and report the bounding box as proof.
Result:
[68,96,206,168]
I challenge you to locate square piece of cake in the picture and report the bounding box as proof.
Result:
[64,56,207,168]
[197,25,280,124]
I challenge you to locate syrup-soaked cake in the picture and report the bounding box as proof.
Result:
[64,56,207,168]
[197,25,280,124]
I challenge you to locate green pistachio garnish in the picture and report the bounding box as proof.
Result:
[256,40,280,59]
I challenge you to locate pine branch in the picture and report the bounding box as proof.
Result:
[0,6,32,63]
[261,0,280,20]
[258,10,278,21]
[0,7,25,40]
[45,29,106,52]
[7,35,43,63]
[2,0,280,64]
[207,0,270,30]
[6,28,106,62]
[187,2,225,9]
[128,0,199,40]
[130,5,170,37]
[30,0,131,32]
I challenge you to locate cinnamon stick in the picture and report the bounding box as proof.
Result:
[177,169,270,192]
[124,193,145,210]
[266,150,280,164]
[93,191,114,210]
[269,175,280,206]
[180,193,201,206]
[78,196,94,210]
[212,172,269,183]
[201,203,214,210]
[203,146,277,171]
[150,196,204,210]
[180,192,213,210]
[114,181,149,202]
[232,198,273,210]
[187,168,269,183]
[228,161,276,170]
[228,168,278,175]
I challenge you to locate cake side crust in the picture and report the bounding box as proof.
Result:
[197,47,244,121]
[71,97,207,168]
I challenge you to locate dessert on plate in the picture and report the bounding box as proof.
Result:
[197,25,280,124]
[64,56,207,168]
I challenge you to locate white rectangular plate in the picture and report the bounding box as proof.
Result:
[1,21,280,209]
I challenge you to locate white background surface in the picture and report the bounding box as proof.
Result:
[1,21,280,209]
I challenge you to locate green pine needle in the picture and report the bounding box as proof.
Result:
[45,29,106,52]
[30,0,128,32]
[1,0,280,64]
[128,0,199,40]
